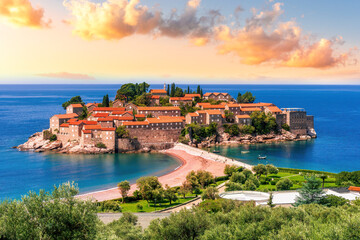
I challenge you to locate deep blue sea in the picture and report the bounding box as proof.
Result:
[0,84,359,199]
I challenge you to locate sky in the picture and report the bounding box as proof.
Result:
[0,0,359,84]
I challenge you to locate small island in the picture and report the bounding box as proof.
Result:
[18,83,316,154]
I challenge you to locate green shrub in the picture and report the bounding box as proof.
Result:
[282,123,290,131]
[276,178,293,190]
[102,201,122,212]
[96,142,107,149]
[225,182,243,191]
[43,130,52,140]
[49,134,57,142]
[136,204,143,211]
[319,195,349,207]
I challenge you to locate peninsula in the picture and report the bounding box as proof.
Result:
[18,83,316,154]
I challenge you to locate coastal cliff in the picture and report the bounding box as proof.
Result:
[184,128,316,149]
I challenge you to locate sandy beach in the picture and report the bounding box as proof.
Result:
[76,148,228,202]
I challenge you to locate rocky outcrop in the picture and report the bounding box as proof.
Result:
[18,132,113,154]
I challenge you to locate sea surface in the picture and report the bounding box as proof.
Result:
[0,84,359,199]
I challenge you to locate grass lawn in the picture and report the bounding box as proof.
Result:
[120,197,196,213]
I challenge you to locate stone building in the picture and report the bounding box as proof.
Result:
[137,106,181,118]
[185,110,222,125]
[235,115,251,125]
[150,95,160,106]
[202,104,226,114]
[281,108,314,135]
[86,103,99,112]
[93,107,126,114]
[203,92,232,101]
[264,106,282,115]
[169,97,192,107]
[239,108,261,116]
[49,113,78,131]
[125,103,138,112]
[225,103,241,115]
[113,99,125,108]
[66,104,83,115]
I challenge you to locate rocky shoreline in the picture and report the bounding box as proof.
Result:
[17,128,317,155]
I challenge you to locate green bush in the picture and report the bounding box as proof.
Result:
[136,204,143,211]
[49,134,57,142]
[276,178,293,190]
[319,195,349,207]
[102,201,122,212]
[282,123,290,131]
[96,142,107,149]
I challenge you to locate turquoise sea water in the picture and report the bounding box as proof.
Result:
[0,84,359,199]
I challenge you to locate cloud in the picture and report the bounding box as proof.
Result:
[37,72,95,80]
[0,0,51,28]
[213,3,353,68]
[63,0,221,43]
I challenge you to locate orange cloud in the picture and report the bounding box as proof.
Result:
[214,3,353,68]
[0,0,51,28]
[63,0,220,43]
[37,72,95,80]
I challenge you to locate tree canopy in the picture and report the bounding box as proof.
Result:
[115,82,150,101]
[62,96,84,109]
[251,111,278,134]
[237,92,256,103]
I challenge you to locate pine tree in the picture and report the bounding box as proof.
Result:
[294,175,324,206]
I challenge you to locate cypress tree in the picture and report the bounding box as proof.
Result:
[187,86,190,94]
[170,83,176,97]
[197,85,200,94]
[106,94,110,107]
[167,84,170,96]
[200,88,203,97]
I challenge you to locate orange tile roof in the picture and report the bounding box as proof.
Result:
[266,106,282,113]
[68,118,78,123]
[151,95,160,99]
[93,113,110,117]
[196,102,211,106]
[188,112,199,117]
[241,108,262,112]
[82,130,92,134]
[53,113,78,119]
[349,186,360,192]
[203,105,226,109]
[114,116,134,121]
[84,125,102,130]
[69,121,83,125]
[205,110,222,115]
[147,116,183,123]
[70,104,83,108]
[86,103,99,107]
[184,94,201,98]
[150,89,167,94]
[137,106,181,111]
[97,117,114,122]
[60,123,69,127]
[197,110,207,114]
[204,92,229,97]
[123,121,149,126]
[236,115,251,119]
[240,103,273,108]
[93,107,125,111]
[101,128,116,131]
[82,121,97,125]
[135,114,145,118]
[170,97,192,101]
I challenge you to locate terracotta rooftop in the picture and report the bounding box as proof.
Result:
[205,110,222,115]
[196,102,211,106]
[240,108,262,112]
[151,95,160,99]
[82,121,98,125]
[266,106,282,113]
[227,104,241,108]
[53,113,78,119]
[150,89,167,94]
[147,116,183,123]
[170,97,192,101]
[203,105,226,109]
[82,130,92,134]
[188,112,199,117]
[236,115,251,119]
[113,116,134,121]
[84,125,102,130]
[70,104,83,108]
[348,186,360,192]
[93,107,126,111]
[240,103,273,108]
[69,121,83,125]
[60,123,69,127]
[86,103,99,107]
[93,113,110,117]
[204,92,229,97]
[184,94,201,98]
[101,128,116,131]
[137,106,181,111]
[123,121,149,126]
[68,118,78,123]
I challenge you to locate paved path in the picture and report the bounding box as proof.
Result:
[98,212,171,228]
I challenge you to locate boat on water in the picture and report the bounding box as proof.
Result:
[258,155,267,160]
[213,150,220,153]
[241,151,250,154]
